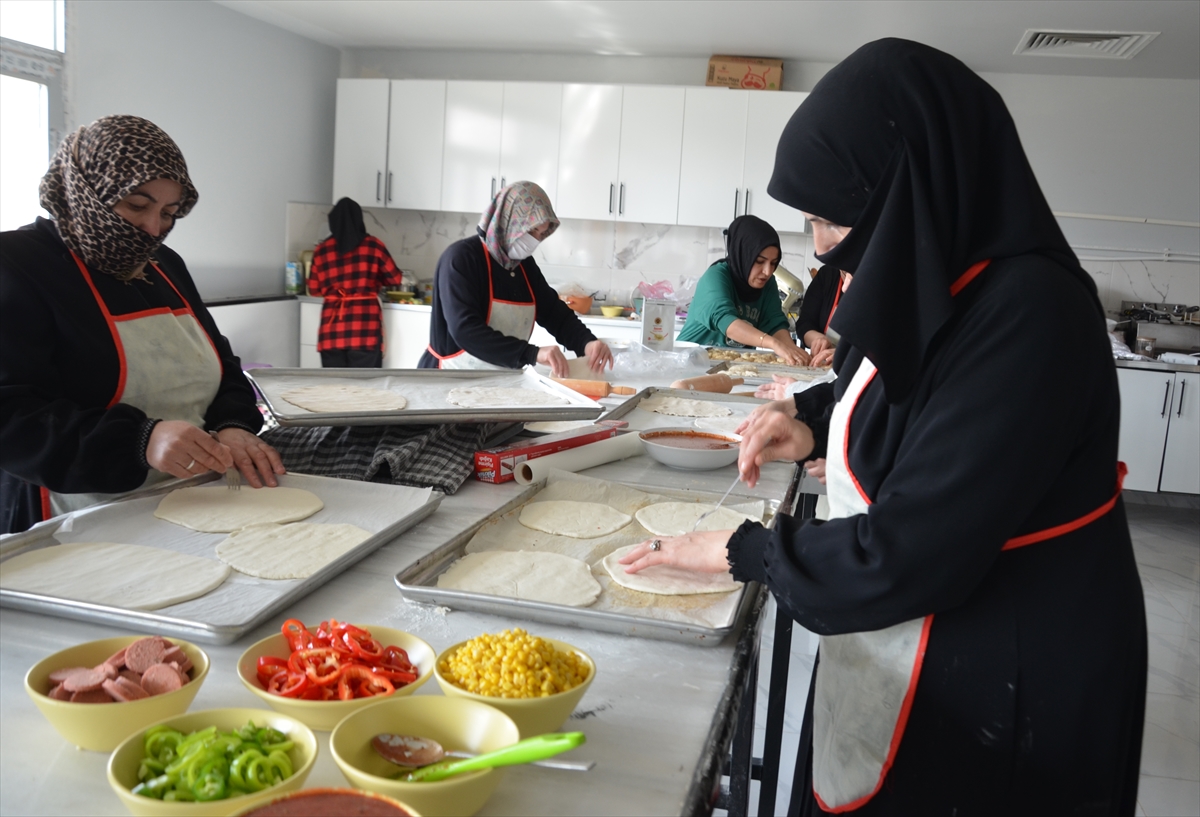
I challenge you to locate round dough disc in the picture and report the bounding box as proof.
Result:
[0,542,230,610]
[693,416,744,434]
[518,500,632,539]
[602,544,742,596]
[155,486,324,533]
[281,384,407,413]
[446,386,568,408]
[639,395,732,417]
[216,522,372,579]
[635,501,759,537]
[437,550,601,607]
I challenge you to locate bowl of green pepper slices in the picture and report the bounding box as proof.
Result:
[106,708,317,817]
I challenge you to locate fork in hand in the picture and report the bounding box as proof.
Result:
[225,469,241,491]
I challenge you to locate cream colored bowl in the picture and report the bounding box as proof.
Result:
[24,635,210,752]
[237,625,435,731]
[107,707,318,817]
[330,696,518,817]
[434,637,595,737]
[600,305,625,317]
[233,787,420,816]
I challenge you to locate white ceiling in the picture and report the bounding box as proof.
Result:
[217,0,1200,79]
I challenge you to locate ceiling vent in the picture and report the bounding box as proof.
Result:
[1014,29,1159,59]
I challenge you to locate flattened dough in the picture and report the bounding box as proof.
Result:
[155,486,324,533]
[639,395,732,418]
[694,416,744,434]
[0,542,229,610]
[635,501,760,537]
[215,522,372,579]
[446,386,568,409]
[281,384,407,413]
[519,500,632,539]
[437,551,601,606]
[603,544,742,596]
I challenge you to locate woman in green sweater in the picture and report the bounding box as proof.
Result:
[678,215,810,365]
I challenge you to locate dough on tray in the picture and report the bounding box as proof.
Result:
[437,550,601,606]
[638,395,732,418]
[0,542,230,610]
[215,522,372,579]
[446,386,568,408]
[602,544,743,596]
[693,416,744,434]
[635,501,760,537]
[518,500,633,539]
[280,384,407,413]
[154,486,324,533]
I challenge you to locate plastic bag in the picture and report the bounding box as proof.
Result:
[556,281,592,299]
[635,280,675,300]
[611,344,710,378]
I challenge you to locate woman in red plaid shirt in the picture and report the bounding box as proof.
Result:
[307,198,404,367]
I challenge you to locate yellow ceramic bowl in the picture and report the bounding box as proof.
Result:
[107,707,318,817]
[434,637,595,737]
[330,695,518,817]
[24,635,210,752]
[600,305,625,317]
[237,625,435,731]
[232,787,420,816]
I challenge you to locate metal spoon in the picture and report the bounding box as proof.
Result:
[372,733,594,773]
[692,472,742,531]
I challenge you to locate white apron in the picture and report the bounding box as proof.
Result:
[47,254,222,517]
[427,239,536,370]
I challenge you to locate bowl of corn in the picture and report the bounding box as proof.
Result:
[433,629,594,737]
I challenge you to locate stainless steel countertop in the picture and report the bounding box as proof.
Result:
[1114,358,1200,374]
[0,447,797,816]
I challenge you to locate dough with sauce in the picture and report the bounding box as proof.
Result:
[215,522,372,579]
[639,395,732,418]
[437,550,601,606]
[281,384,407,413]
[602,544,742,596]
[518,500,632,539]
[155,486,324,533]
[446,386,568,408]
[0,542,229,610]
[635,501,759,537]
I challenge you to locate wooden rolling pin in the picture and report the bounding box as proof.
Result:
[552,378,637,398]
[670,373,744,393]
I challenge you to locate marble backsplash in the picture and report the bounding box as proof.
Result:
[286,202,1198,314]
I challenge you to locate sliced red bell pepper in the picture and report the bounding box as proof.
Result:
[265,669,309,698]
[288,647,342,686]
[337,665,393,700]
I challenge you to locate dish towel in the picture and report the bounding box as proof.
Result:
[261,423,505,495]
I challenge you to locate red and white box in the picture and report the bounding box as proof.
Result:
[474,426,617,483]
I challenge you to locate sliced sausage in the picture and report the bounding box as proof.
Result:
[70,688,114,703]
[103,647,128,670]
[94,662,118,681]
[47,683,73,701]
[48,666,90,685]
[119,669,143,685]
[102,677,149,702]
[125,637,168,674]
[61,667,109,693]
[140,664,184,696]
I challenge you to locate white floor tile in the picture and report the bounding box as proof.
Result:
[1137,774,1200,817]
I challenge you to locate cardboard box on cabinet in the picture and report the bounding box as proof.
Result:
[706,55,783,91]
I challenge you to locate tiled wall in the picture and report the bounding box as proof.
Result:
[287,202,1199,314]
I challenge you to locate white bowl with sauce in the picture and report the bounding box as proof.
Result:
[638,428,741,470]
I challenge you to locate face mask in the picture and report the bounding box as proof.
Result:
[507,232,541,261]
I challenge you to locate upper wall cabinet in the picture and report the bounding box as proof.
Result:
[742,91,808,233]
[557,84,623,221]
[333,79,391,207]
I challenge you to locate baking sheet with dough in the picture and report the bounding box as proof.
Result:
[610,389,763,434]
[460,471,765,630]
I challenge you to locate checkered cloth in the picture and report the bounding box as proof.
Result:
[307,235,403,351]
[261,423,501,495]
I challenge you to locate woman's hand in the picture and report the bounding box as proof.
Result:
[770,339,811,367]
[810,347,835,367]
[754,374,797,400]
[216,427,286,488]
[584,340,613,372]
[735,397,796,435]
[537,345,570,378]
[805,457,827,485]
[808,333,832,359]
[146,420,233,479]
[617,530,735,575]
[737,410,815,488]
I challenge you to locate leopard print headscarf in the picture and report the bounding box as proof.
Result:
[39,115,198,280]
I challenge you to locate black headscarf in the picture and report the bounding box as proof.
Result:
[722,215,781,303]
[768,38,1097,403]
[328,197,367,255]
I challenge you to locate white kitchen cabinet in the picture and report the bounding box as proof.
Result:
[1160,371,1200,493]
[332,79,391,206]
[498,83,563,204]
[299,345,321,369]
[556,84,623,221]
[742,91,808,233]
[616,86,686,225]
[386,80,446,210]
[382,306,432,369]
[441,81,504,212]
[677,88,749,229]
[299,300,321,368]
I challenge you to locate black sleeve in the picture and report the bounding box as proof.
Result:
[437,243,542,368]
[794,264,838,340]
[792,381,835,459]
[524,260,597,357]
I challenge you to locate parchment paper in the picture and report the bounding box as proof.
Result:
[514,433,645,485]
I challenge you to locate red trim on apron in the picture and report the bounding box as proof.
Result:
[329,291,379,322]
[480,239,534,325]
[824,277,844,334]
[1003,461,1128,550]
[949,259,991,296]
[70,252,127,408]
[39,486,52,523]
[424,345,467,368]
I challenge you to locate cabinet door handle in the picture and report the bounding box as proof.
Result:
[1161,381,1172,417]
[745,189,751,215]
[733,188,740,220]
[491,177,497,198]
[619,183,626,215]
[1178,379,1186,416]
[386,171,393,204]
[376,171,382,202]
[609,183,615,214]
[500,176,506,189]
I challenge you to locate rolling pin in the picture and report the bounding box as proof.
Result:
[670,373,744,393]
[552,378,637,398]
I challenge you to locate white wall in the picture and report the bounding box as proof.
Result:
[66,0,340,301]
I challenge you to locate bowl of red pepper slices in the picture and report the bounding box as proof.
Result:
[236,619,435,731]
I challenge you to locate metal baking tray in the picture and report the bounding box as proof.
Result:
[394,480,781,646]
[705,359,830,384]
[246,368,604,427]
[0,473,443,644]
[598,386,765,432]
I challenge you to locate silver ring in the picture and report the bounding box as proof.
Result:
[650,539,662,552]
[185,458,195,471]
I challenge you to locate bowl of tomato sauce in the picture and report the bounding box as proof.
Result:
[235,788,418,817]
[638,428,741,470]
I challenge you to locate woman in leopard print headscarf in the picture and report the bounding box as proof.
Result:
[0,115,284,534]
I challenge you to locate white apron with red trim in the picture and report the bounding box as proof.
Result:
[50,261,221,516]
[813,357,929,812]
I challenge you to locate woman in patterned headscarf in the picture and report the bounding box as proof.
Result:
[419,181,612,376]
[0,115,284,533]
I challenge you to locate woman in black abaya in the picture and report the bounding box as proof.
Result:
[621,39,1146,815]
